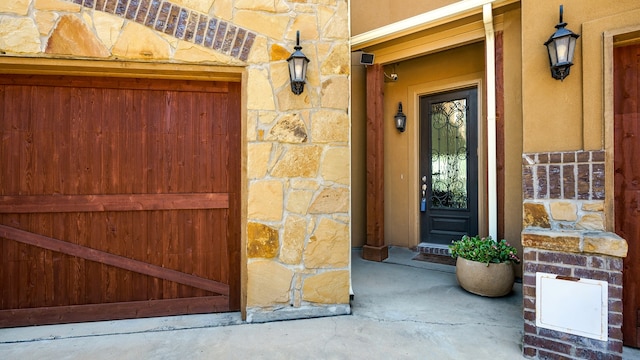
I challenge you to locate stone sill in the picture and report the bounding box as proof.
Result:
[522,229,628,258]
[246,304,351,323]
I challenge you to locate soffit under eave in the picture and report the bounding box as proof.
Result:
[361,15,486,65]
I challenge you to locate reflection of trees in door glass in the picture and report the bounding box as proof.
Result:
[430,99,468,209]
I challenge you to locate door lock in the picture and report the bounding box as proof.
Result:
[420,177,427,212]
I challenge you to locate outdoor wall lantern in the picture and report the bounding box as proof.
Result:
[394,102,407,132]
[287,31,310,95]
[544,5,580,81]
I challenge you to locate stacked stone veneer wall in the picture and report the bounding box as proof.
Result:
[522,150,628,359]
[0,0,351,322]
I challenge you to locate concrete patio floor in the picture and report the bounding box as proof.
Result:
[1,247,639,359]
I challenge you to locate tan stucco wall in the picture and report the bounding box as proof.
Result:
[350,5,524,261]
[350,0,457,36]
[0,0,351,321]
[381,42,485,248]
[521,0,640,153]
[501,7,523,265]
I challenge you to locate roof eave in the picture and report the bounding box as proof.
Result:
[351,0,519,50]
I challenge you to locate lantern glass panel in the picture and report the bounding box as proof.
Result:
[567,36,577,63]
[294,58,304,80]
[555,36,570,64]
[288,60,297,81]
[299,58,308,81]
[547,41,558,65]
[288,56,308,82]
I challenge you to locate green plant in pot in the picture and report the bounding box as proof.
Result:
[449,235,520,297]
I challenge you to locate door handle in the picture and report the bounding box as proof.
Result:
[420,177,427,212]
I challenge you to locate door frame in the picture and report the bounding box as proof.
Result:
[604,26,640,231]
[407,73,485,247]
[605,27,640,348]
[419,87,479,246]
[0,57,249,318]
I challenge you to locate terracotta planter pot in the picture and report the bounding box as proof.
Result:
[455,257,515,297]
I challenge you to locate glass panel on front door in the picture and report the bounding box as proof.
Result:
[430,99,468,210]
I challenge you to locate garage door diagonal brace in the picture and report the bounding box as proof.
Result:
[0,225,229,296]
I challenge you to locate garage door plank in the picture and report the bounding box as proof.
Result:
[0,296,230,327]
[0,193,229,213]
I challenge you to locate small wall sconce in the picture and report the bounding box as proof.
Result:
[287,31,310,95]
[394,102,406,132]
[544,5,580,81]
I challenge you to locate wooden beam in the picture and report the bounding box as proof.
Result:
[0,225,230,295]
[363,64,388,262]
[0,57,243,82]
[0,296,230,328]
[0,193,229,213]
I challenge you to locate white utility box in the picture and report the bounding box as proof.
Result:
[536,272,608,341]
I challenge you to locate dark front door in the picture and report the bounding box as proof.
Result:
[419,88,478,246]
[615,42,640,348]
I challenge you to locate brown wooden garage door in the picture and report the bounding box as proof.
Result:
[0,74,240,327]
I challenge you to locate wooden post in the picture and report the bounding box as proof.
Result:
[363,63,388,262]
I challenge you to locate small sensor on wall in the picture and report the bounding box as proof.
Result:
[360,53,374,65]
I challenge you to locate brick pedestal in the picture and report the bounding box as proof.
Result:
[522,231,625,359]
[521,150,628,359]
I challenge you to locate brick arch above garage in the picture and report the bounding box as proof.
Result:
[64,0,256,61]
